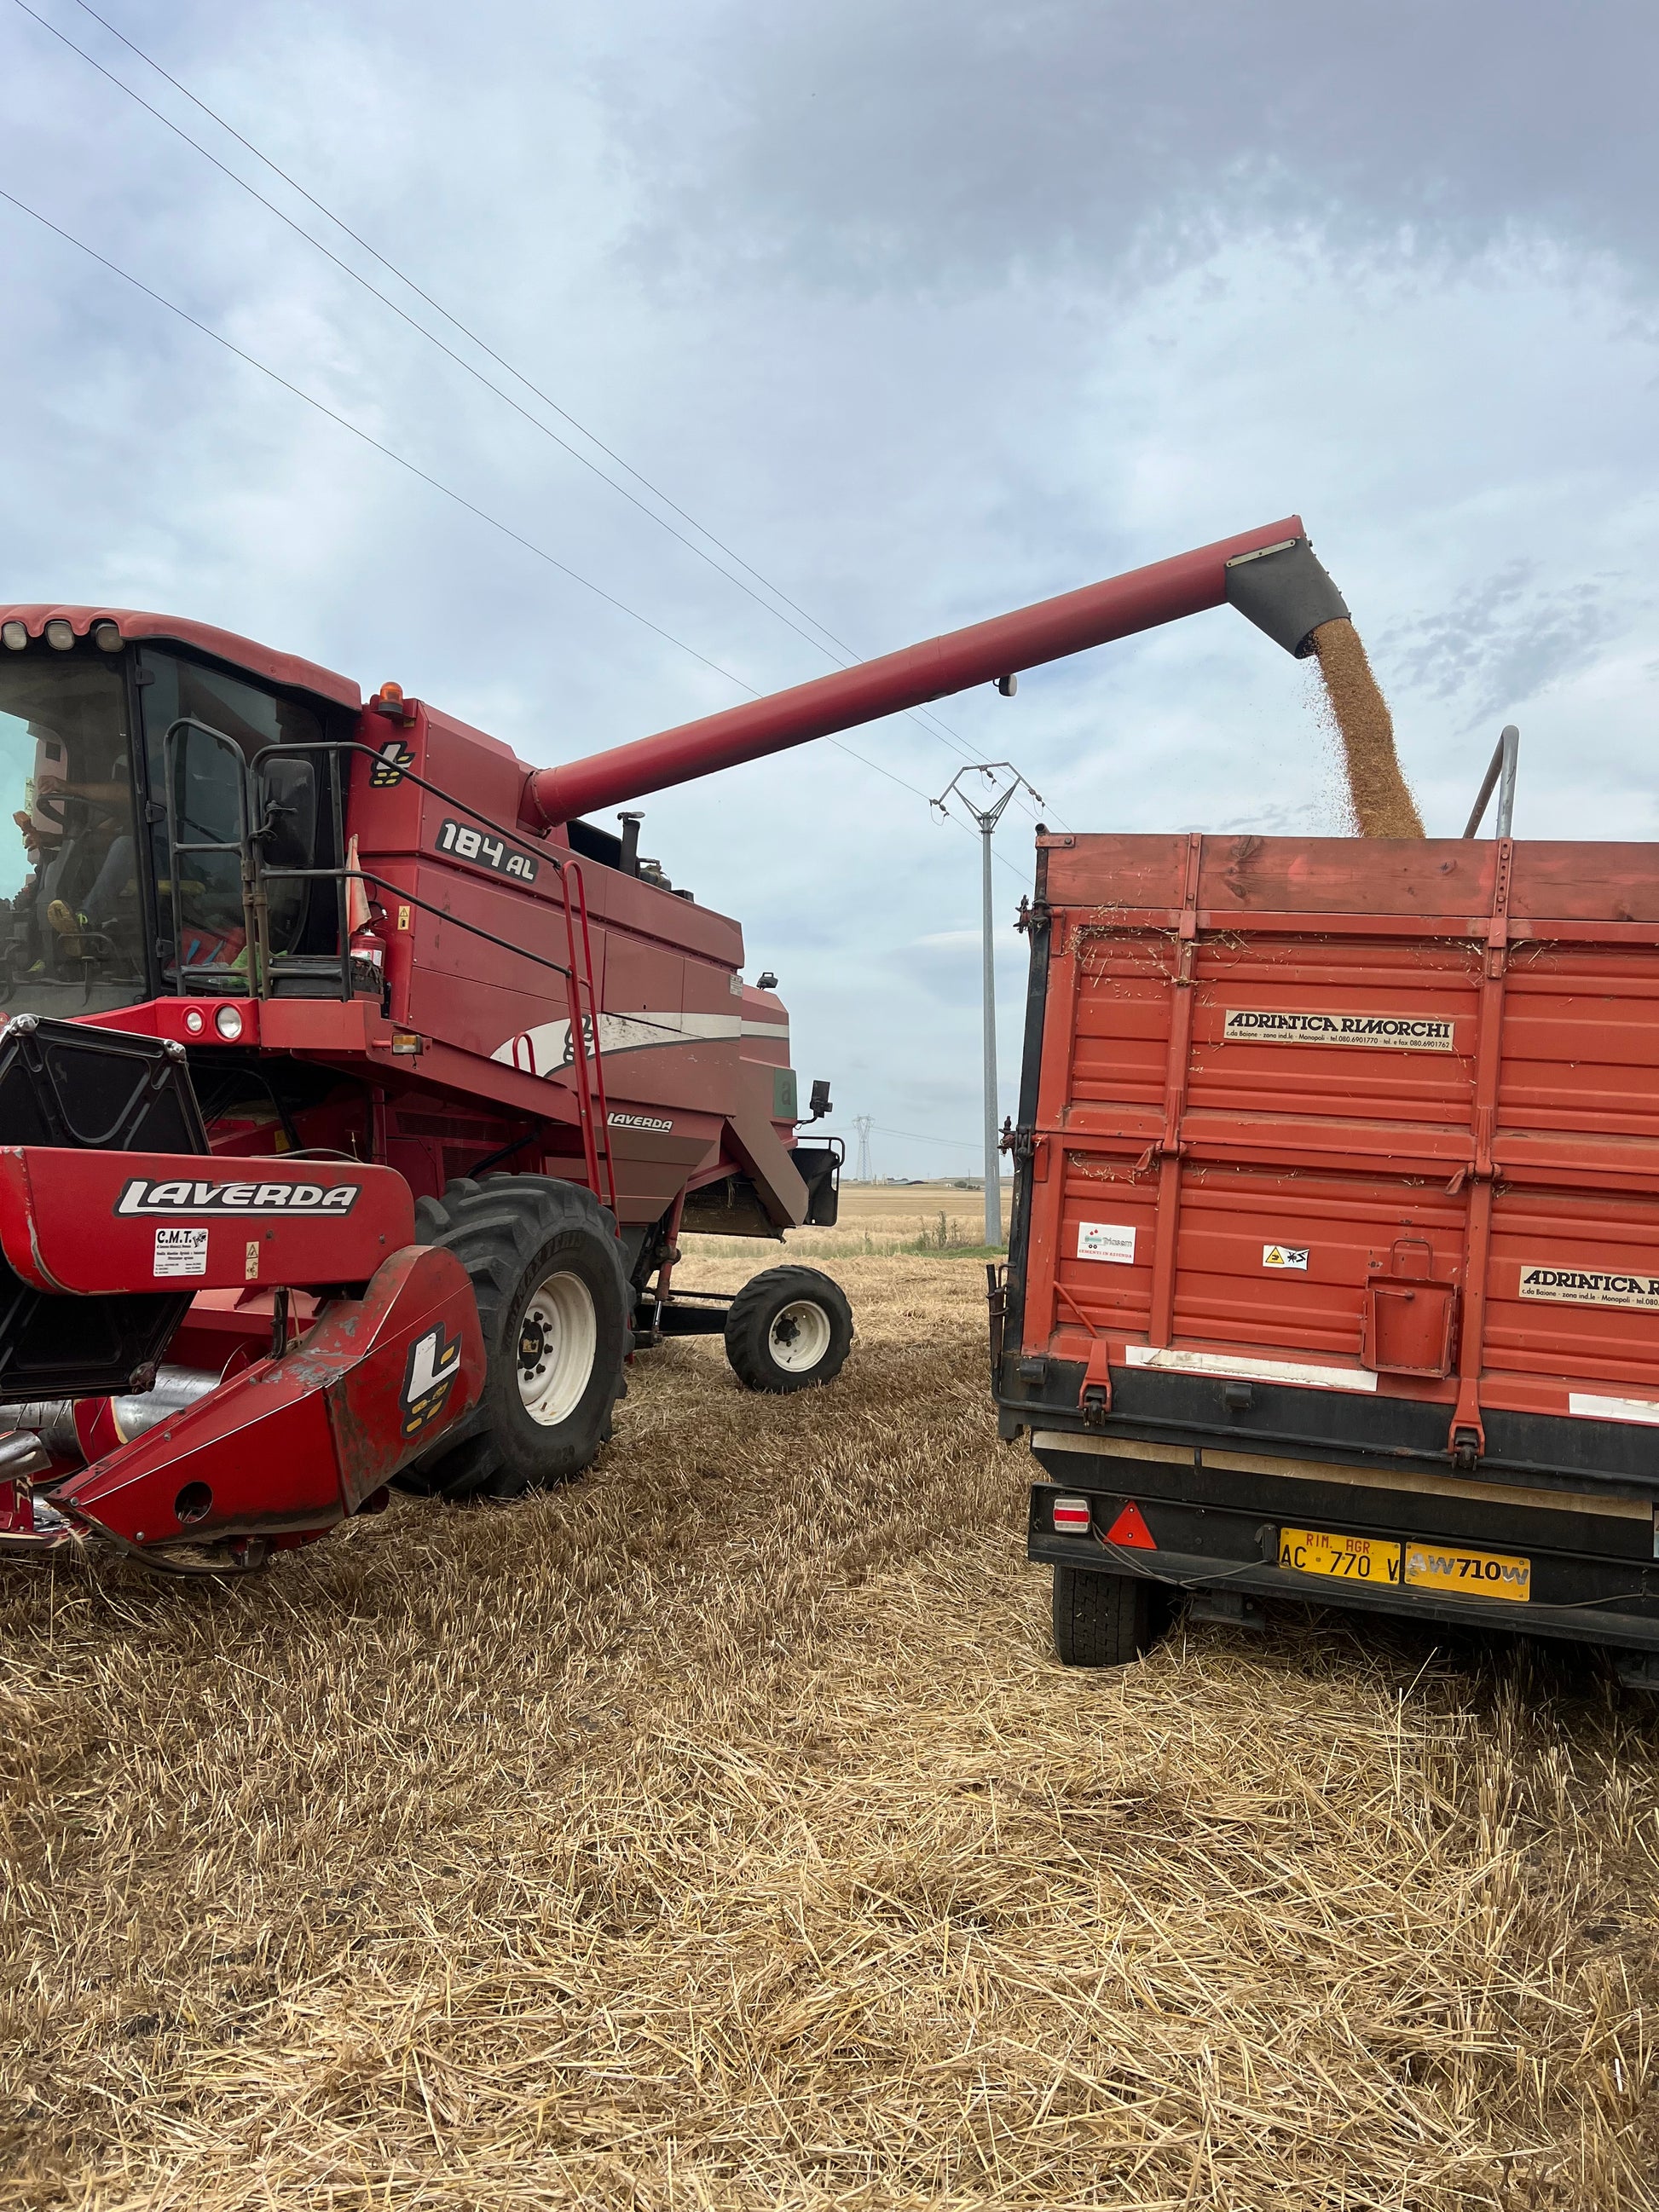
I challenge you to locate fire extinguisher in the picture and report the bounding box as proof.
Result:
[345,835,384,970]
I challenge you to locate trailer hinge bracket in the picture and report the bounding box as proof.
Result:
[1015,895,1051,934]
[1449,1422,1484,1472]
[1078,1339,1113,1424]
[1001,1118,1036,1162]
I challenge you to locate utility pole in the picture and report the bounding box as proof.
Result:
[933,762,1044,1247]
[853,1115,873,1183]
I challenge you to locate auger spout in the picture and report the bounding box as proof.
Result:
[525,516,1344,825]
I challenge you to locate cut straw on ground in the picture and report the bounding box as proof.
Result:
[3,1222,1658,2208]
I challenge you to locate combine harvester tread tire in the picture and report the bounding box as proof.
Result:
[1052,1565,1172,1670]
[724,1265,853,1394]
[399,1175,629,1502]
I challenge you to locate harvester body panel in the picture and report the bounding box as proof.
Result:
[0,612,810,1244]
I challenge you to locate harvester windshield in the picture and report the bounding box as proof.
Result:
[0,656,147,1014]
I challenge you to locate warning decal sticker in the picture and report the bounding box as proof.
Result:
[1078,1222,1136,1265]
[1222,1009,1454,1052]
[1263,1244,1309,1271]
[1519,1265,1659,1310]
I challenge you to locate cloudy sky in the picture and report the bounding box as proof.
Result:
[3,2,1656,1178]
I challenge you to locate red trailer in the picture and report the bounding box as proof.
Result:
[1001,833,1659,1681]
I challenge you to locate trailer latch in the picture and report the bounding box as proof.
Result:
[985,1264,1008,1376]
[1078,1340,1113,1424]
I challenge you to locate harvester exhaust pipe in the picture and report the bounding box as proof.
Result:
[1223,535,1350,658]
[524,514,1333,827]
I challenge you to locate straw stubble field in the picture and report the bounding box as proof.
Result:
[3,1187,1659,2209]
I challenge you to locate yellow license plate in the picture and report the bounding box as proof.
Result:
[1402,1539,1531,1603]
[1279,1528,1402,1584]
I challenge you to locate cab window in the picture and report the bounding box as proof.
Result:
[141,654,332,988]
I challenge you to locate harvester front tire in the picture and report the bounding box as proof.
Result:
[723,1265,853,1393]
[399,1175,628,1501]
[1051,1566,1171,1669]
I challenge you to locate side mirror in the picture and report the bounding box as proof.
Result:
[806,1077,832,1123]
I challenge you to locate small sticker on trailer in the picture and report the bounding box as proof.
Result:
[1222,1009,1454,1051]
[1078,1222,1136,1263]
[1519,1265,1659,1310]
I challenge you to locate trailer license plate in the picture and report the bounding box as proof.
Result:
[1402,1540,1531,1602]
[1278,1528,1401,1584]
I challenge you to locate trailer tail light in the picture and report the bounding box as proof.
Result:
[214,1005,245,1041]
[1104,1500,1156,1551]
[1053,1496,1090,1534]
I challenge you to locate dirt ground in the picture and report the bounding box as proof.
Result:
[3,1224,1659,2209]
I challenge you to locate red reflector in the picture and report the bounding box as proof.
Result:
[1104,1500,1156,1551]
[1052,1496,1090,1533]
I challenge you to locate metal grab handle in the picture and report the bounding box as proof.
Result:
[1461,725,1520,839]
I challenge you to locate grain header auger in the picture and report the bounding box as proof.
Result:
[0,519,1344,1568]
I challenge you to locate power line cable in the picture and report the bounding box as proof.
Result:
[0,181,965,824]
[56,0,853,659]
[7,1,847,673]
[827,1124,990,1152]
[26,0,1062,808]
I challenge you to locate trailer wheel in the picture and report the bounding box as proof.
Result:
[1051,1566,1171,1669]
[397,1175,629,1501]
[723,1265,853,1393]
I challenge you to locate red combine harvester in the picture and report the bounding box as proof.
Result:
[0,517,1340,1569]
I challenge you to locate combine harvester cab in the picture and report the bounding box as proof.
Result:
[0,599,854,1553]
[1001,831,1659,1685]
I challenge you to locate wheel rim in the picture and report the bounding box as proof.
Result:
[768,1297,832,1372]
[516,1268,598,1425]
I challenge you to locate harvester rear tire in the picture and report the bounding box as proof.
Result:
[1051,1566,1171,1669]
[723,1265,853,1393]
[396,1175,629,1502]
